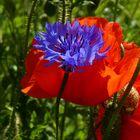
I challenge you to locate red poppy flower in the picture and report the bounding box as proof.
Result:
[96,72,140,140]
[120,72,140,140]
[120,100,140,140]
[21,17,140,106]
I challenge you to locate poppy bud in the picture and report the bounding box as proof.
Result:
[118,86,140,115]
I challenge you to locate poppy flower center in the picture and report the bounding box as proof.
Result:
[33,21,109,72]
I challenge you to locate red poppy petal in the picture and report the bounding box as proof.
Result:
[123,42,140,92]
[123,42,138,50]
[20,48,44,94]
[103,22,123,66]
[76,16,108,29]
[32,38,38,45]
[112,43,140,93]
[21,81,51,98]
[25,48,44,75]
[120,102,140,140]
[62,61,120,105]
[21,67,53,98]
[34,61,64,97]
[134,73,140,93]
[21,48,64,98]
[62,63,109,105]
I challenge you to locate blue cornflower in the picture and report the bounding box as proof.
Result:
[33,20,109,72]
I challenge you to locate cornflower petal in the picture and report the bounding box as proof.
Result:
[33,20,106,72]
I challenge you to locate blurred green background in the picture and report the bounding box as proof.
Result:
[0,0,140,139]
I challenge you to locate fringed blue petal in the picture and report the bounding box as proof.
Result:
[33,20,108,72]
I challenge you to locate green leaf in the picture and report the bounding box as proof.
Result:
[72,0,95,8]
[95,0,110,16]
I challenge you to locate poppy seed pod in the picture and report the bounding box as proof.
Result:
[118,86,140,115]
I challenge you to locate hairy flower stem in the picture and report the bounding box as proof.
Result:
[87,107,97,140]
[60,101,69,140]
[24,0,38,55]
[113,0,119,21]
[5,87,20,139]
[57,0,72,22]
[62,0,66,23]
[103,59,140,140]
[65,0,73,22]
[55,72,69,140]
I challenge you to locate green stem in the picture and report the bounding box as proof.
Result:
[24,0,38,54]
[131,0,140,20]
[112,92,117,109]
[6,107,16,139]
[62,0,66,23]
[87,107,97,140]
[103,59,140,140]
[60,101,69,140]
[5,87,20,139]
[113,0,119,21]
[56,72,69,140]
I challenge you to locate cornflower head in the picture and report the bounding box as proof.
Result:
[33,21,109,72]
